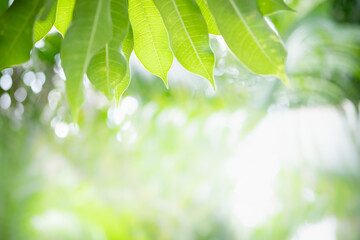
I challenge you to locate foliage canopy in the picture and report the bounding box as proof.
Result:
[0,0,292,120]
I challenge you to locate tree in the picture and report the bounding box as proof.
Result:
[0,0,292,120]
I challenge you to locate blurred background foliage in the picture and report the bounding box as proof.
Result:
[0,0,360,239]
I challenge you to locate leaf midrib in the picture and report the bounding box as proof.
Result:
[84,0,104,71]
[169,0,212,80]
[105,43,111,97]
[75,0,105,103]
[228,0,277,68]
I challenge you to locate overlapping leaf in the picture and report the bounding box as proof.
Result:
[122,26,134,61]
[153,0,215,86]
[34,0,57,43]
[54,0,75,36]
[0,0,44,70]
[129,0,173,84]
[207,0,288,84]
[115,26,134,102]
[60,0,112,120]
[257,0,293,16]
[195,0,219,35]
[87,0,129,99]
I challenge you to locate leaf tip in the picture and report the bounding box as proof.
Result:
[160,73,169,89]
[114,96,121,107]
[277,70,290,87]
[208,75,216,90]
[70,108,80,124]
[210,80,216,90]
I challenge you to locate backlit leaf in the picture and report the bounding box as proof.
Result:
[122,26,134,60]
[207,0,288,84]
[257,0,293,16]
[129,0,173,85]
[54,0,75,36]
[34,0,57,43]
[87,0,129,99]
[60,0,112,120]
[195,0,219,35]
[87,46,127,99]
[154,0,215,86]
[115,26,134,103]
[0,0,44,70]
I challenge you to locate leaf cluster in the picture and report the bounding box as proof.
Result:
[0,0,292,120]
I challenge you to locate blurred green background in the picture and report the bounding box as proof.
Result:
[1,0,360,239]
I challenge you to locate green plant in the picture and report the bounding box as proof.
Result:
[0,0,292,120]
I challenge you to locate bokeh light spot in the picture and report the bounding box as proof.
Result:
[0,74,12,91]
[55,122,69,138]
[14,87,27,102]
[0,93,11,109]
[23,71,36,86]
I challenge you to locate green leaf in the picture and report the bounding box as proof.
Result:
[122,26,134,60]
[0,0,8,15]
[115,70,131,103]
[154,0,215,86]
[36,32,62,64]
[129,0,173,85]
[257,0,293,16]
[87,46,127,99]
[109,0,129,47]
[0,0,44,70]
[207,0,288,84]
[54,0,75,36]
[87,0,129,99]
[115,26,134,103]
[195,0,219,35]
[39,0,57,20]
[34,0,57,43]
[60,0,112,121]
